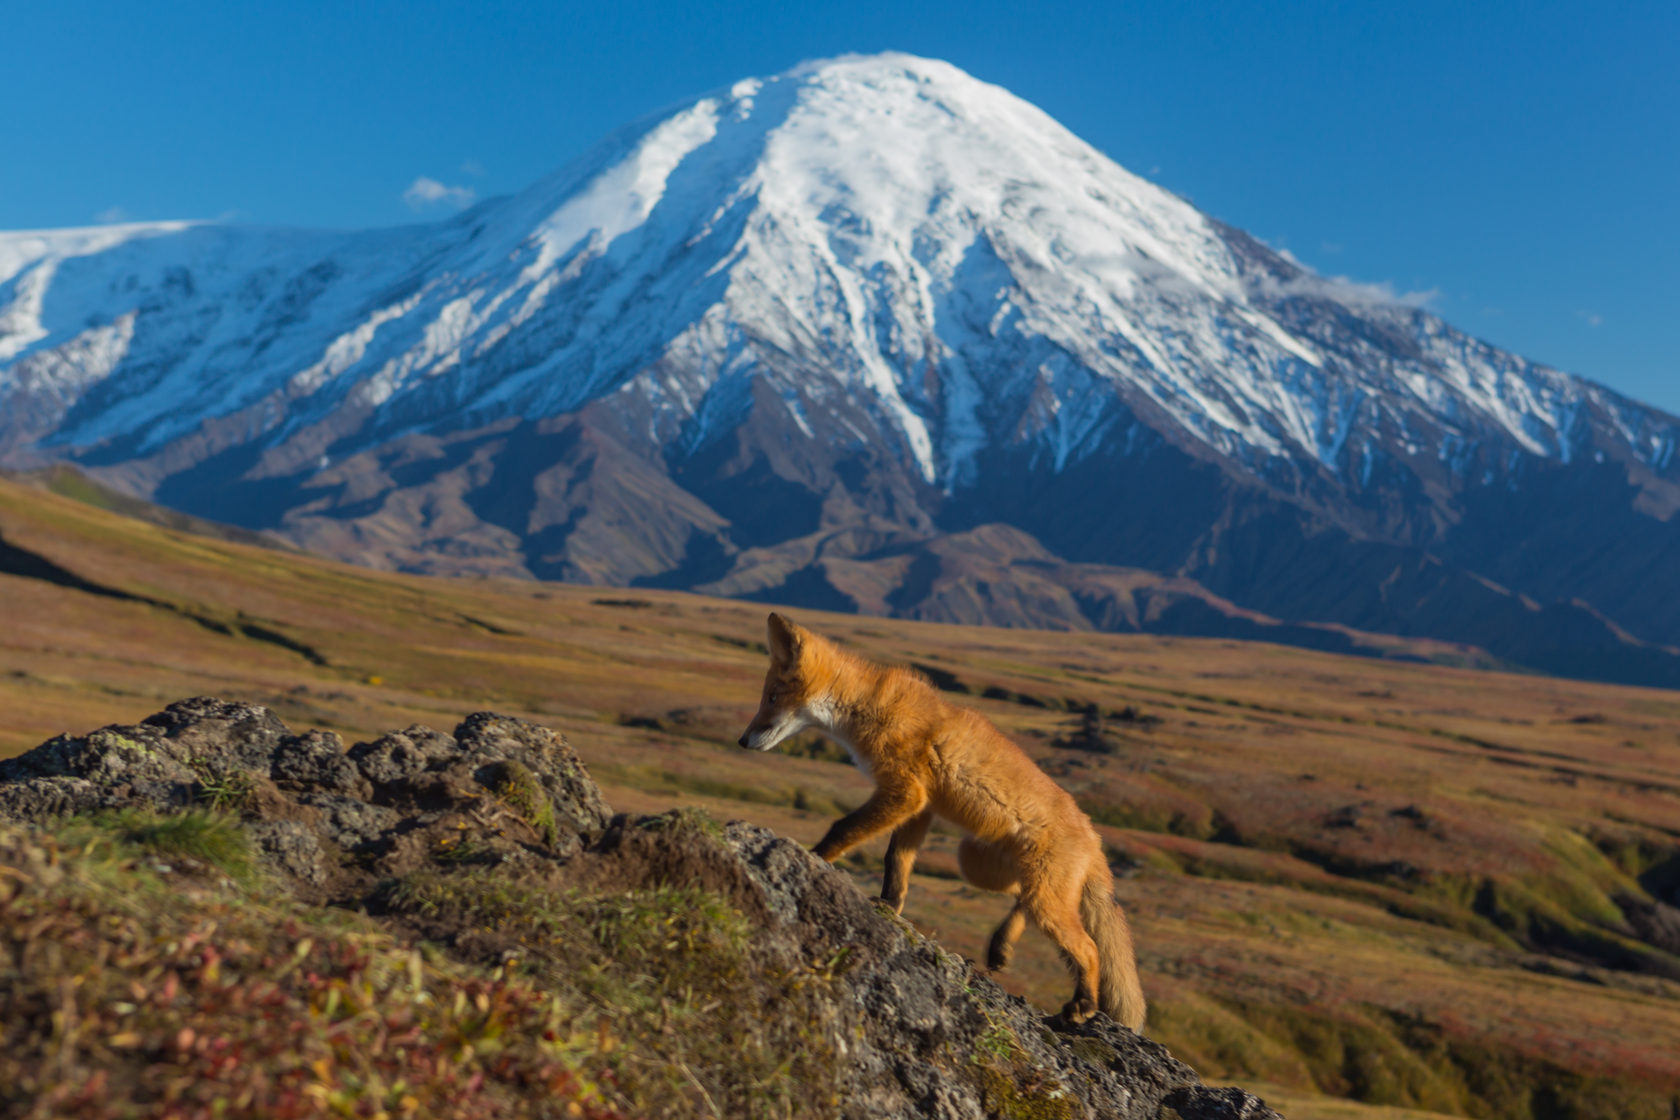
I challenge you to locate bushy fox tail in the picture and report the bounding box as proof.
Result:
[1081,863,1147,1031]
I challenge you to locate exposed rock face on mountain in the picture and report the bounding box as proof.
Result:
[4,53,1678,683]
[0,698,1282,1119]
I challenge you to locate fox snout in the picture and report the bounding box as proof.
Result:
[737,710,797,751]
[736,715,768,750]
[736,720,773,750]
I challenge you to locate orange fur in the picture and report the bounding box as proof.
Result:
[738,613,1146,1029]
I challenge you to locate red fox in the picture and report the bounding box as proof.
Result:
[736,612,1146,1029]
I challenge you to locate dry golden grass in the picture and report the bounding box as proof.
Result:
[4,474,1679,1118]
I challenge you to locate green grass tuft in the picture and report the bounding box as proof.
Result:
[59,808,258,885]
[635,804,725,841]
[194,768,258,815]
[491,758,559,846]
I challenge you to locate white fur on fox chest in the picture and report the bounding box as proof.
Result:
[805,697,871,775]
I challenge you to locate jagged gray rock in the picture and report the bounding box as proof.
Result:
[722,820,1277,1119]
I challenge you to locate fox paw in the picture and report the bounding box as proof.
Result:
[986,946,1013,972]
[1059,996,1098,1024]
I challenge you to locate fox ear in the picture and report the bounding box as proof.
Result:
[766,612,803,662]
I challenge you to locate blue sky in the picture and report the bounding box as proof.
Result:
[4,1,1675,410]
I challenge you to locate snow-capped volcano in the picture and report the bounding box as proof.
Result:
[5,53,1680,684]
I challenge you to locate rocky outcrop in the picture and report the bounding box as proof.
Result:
[0,698,610,893]
[0,698,1282,1119]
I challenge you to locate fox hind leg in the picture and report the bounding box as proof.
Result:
[960,838,1030,973]
[986,902,1027,972]
[1024,883,1102,1023]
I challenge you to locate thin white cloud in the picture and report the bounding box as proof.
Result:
[1258,269,1440,310]
[403,176,476,212]
[94,205,129,224]
[1576,309,1604,328]
[1085,243,1438,312]
[1257,241,1436,310]
[460,159,487,177]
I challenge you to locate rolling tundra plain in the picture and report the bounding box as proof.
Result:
[3,470,1679,1119]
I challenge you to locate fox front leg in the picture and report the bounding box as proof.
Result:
[813,784,929,865]
[880,806,935,913]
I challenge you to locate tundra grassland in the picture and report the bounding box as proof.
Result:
[3,474,1678,1120]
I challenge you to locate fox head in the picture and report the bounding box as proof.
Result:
[737,612,820,751]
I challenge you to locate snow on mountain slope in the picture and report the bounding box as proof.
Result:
[5,53,1671,489]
